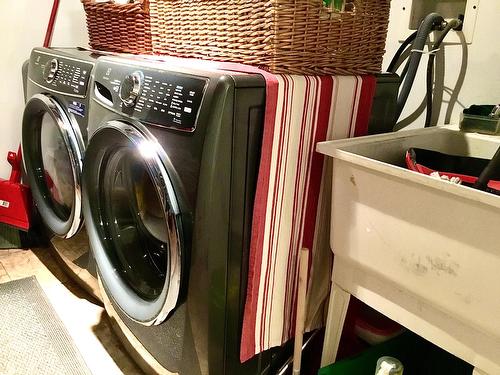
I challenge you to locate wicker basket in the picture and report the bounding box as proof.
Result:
[81,0,390,75]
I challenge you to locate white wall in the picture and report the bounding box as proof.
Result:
[0,0,88,178]
[383,0,500,129]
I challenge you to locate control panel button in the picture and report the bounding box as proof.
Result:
[119,71,144,107]
[43,58,59,83]
[31,51,94,96]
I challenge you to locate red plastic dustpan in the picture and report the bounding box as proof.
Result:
[0,146,31,230]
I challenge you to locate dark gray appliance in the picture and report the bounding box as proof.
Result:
[82,55,286,374]
[22,47,99,296]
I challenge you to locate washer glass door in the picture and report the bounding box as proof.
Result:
[22,94,84,238]
[83,121,183,325]
[103,147,170,301]
[41,111,74,219]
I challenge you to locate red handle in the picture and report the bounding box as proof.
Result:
[43,0,60,48]
[8,146,22,184]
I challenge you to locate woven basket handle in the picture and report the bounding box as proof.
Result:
[81,0,149,12]
[134,0,149,12]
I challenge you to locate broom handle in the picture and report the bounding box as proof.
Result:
[44,0,60,48]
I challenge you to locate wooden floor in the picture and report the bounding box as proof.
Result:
[0,247,145,375]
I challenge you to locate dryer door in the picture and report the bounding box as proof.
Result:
[22,94,84,238]
[83,120,184,326]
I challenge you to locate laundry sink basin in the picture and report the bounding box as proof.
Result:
[317,126,500,372]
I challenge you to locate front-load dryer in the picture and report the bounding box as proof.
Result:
[82,56,288,374]
[22,47,100,297]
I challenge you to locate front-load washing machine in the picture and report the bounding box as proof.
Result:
[22,47,100,297]
[82,56,288,374]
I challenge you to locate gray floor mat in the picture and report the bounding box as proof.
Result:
[0,276,91,375]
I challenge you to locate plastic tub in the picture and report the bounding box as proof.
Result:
[460,113,500,135]
[317,126,500,373]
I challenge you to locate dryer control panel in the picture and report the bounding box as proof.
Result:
[29,50,94,98]
[93,60,207,132]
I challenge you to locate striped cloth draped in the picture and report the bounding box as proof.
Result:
[240,75,376,362]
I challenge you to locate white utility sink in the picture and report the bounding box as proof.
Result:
[317,126,500,375]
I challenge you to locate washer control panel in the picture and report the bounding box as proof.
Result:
[30,50,93,97]
[94,61,207,131]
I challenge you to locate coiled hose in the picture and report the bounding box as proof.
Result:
[394,13,445,122]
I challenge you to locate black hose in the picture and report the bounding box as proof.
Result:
[424,50,436,128]
[399,58,410,82]
[394,13,444,123]
[424,19,461,127]
[387,31,417,73]
[474,145,500,191]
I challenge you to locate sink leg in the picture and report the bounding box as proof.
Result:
[320,282,351,368]
[473,368,489,375]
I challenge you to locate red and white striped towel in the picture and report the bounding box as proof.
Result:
[240,75,376,361]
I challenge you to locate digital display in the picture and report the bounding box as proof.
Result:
[134,73,206,130]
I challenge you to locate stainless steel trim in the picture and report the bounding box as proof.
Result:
[28,77,87,99]
[96,120,182,325]
[29,93,85,238]
[99,276,178,375]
